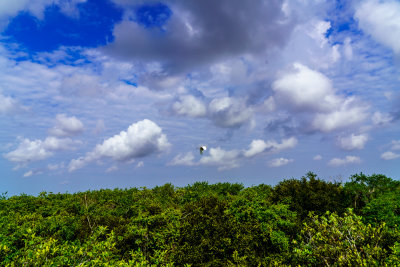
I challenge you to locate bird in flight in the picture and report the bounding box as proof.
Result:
[199,145,207,155]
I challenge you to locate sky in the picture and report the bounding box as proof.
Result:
[0,0,400,195]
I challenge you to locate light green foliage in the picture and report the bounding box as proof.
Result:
[293,209,397,266]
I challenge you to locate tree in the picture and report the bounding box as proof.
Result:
[344,173,400,212]
[292,209,396,266]
[271,172,346,221]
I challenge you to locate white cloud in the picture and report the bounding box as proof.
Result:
[0,93,16,113]
[4,137,80,163]
[169,147,242,170]
[244,137,297,158]
[381,151,400,160]
[23,169,42,177]
[313,155,322,160]
[169,152,195,166]
[272,63,369,133]
[311,98,368,132]
[106,165,118,172]
[49,114,84,137]
[268,157,293,167]
[169,137,297,170]
[68,157,88,172]
[68,119,170,171]
[136,161,144,168]
[172,95,207,117]
[355,0,400,54]
[23,170,33,177]
[199,147,241,170]
[262,96,276,112]
[208,97,253,128]
[391,140,400,150]
[343,37,353,60]
[328,156,361,166]
[0,0,86,28]
[169,95,254,129]
[47,162,64,170]
[273,63,337,113]
[59,73,106,97]
[0,0,30,17]
[209,59,248,85]
[278,18,341,69]
[338,133,368,151]
[307,20,331,48]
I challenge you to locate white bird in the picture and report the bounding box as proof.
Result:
[199,145,207,155]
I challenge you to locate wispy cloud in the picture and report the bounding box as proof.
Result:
[5,137,81,164]
[268,158,293,167]
[328,156,361,167]
[169,137,298,170]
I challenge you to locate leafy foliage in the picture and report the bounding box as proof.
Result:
[293,209,395,265]
[1,174,399,266]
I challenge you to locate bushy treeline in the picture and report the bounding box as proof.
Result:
[1,172,400,266]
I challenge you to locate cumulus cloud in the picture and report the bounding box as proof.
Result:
[106,0,294,73]
[271,63,369,133]
[268,157,293,167]
[49,114,84,137]
[172,95,207,117]
[272,63,337,113]
[328,156,361,166]
[4,137,80,163]
[355,0,400,54]
[243,137,298,158]
[381,151,400,160]
[68,119,170,171]
[311,100,368,132]
[337,133,369,151]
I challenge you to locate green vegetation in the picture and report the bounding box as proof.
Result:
[1,172,400,266]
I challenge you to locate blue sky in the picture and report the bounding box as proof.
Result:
[1,0,400,195]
